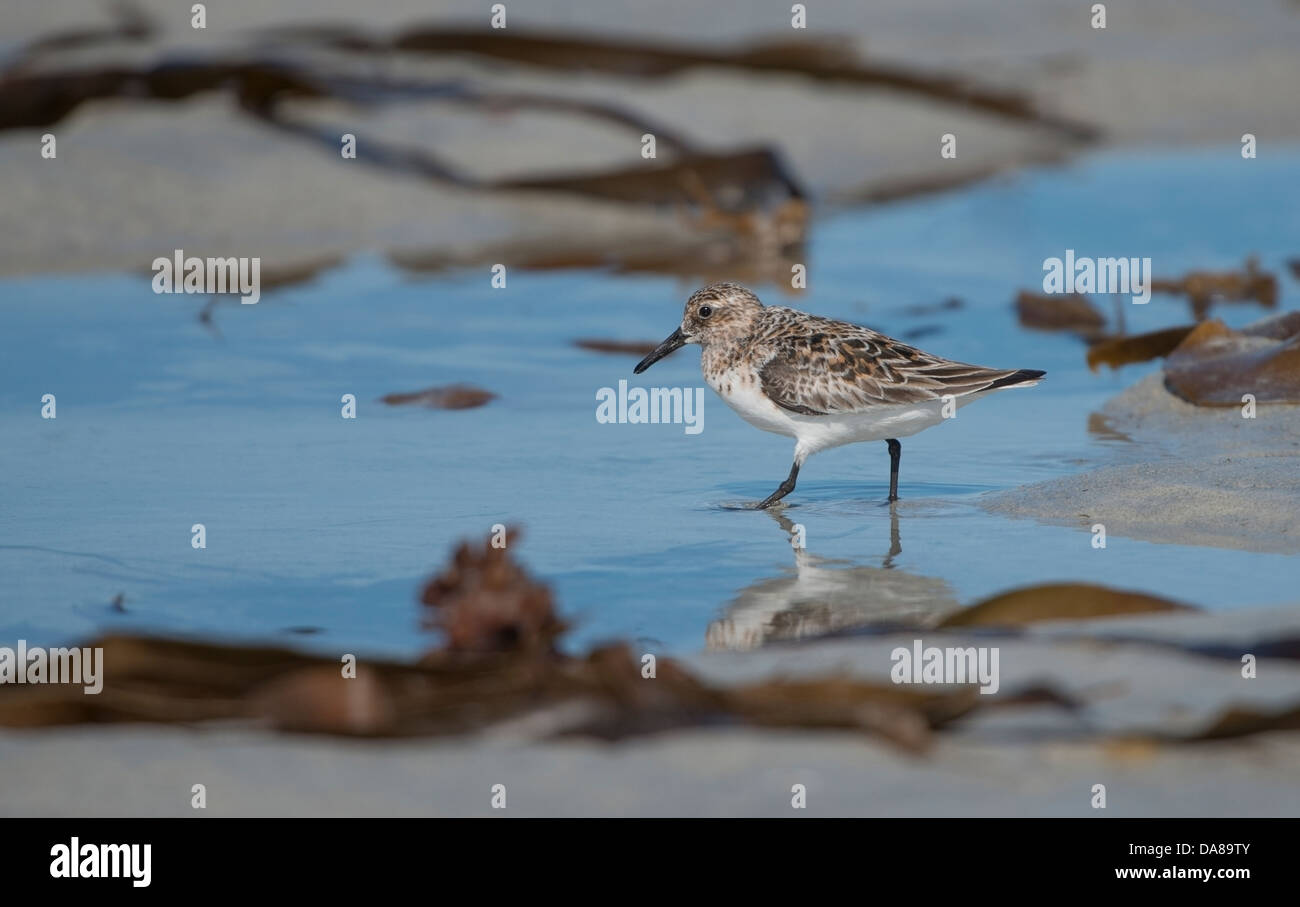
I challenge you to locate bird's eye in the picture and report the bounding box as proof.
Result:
[698,305,713,318]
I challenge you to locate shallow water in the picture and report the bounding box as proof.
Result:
[2,146,1298,657]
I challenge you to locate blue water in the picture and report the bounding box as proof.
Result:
[2,146,1298,657]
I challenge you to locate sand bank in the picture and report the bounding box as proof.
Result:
[985,375,1300,553]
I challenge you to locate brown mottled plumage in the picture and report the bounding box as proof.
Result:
[635,283,1044,507]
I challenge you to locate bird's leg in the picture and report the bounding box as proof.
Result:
[758,461,800,509]
[886,438,901,502]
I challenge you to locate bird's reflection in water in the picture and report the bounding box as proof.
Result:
[706,507,958,651]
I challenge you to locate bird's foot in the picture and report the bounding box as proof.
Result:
[757,487,794,509]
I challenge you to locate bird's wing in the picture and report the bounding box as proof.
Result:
[756,314,1039,415]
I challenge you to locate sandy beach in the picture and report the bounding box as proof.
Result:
[985,375,1300,553]
[4,0,1300,276]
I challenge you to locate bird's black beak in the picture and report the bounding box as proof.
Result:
[633,327,687,374]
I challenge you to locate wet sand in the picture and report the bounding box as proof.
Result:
[984,375,1300,553]
[4,0,1300,275]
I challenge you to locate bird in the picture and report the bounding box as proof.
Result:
[633,282,1044,508]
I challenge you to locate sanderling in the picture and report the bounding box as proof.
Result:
[634,282,1044,507]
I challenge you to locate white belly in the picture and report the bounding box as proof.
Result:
[711,368,979,459]
[789,400,950,454]
[713,378,802,437]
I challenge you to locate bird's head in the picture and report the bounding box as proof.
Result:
[634,283,763,373]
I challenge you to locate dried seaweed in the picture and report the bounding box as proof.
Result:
[10,534,1300,749]
[902,325,945,341]
[0,61,327,130]
[1241,309,1300,341]
[574,339,661,356]
[379,385,497,409]
[258,254,344,290]
[1179,702,1300,740]
[500,148,805,211]
[389,224,808,285]
[0,12,1096,244]
[840,163,1027,207]
[1014,290,1107,340]
[259,26,1096,139]
[1085,311,1300,372]
[1,1,153,75]
[419,527,566,653]
[1151,258,1278,320]
[1086,326,1197,371]
[1021,260,1283,369]
[1121,701,1300,745]
[0,57,804,236]
[250,77,755,200]
[0,631,1037,752]
[938,583,1193,628]
[0,17,1103,297]
[900,297,964,318]
[194,253,343,332]
[1087,634,1300,663]
[1163,318,1300,406]
[0,530,1077,752]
